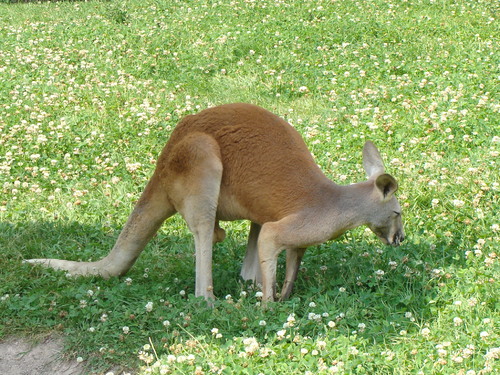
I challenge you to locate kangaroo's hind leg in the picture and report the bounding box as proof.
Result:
[166,132,223,302]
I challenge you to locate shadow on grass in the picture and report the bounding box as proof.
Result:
[0,219,455,369]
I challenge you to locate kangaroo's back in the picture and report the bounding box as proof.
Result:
[159,103,331,222]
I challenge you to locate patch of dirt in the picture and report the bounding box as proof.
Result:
[0,335,85,375]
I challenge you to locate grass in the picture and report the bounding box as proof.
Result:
[0,0,498,374]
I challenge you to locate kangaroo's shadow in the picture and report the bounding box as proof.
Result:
[2,219,192,279]
[2,220,454,337]
[1,219,247,293]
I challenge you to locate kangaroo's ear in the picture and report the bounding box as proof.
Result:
[363,141,385,178]
[375,173,398,200]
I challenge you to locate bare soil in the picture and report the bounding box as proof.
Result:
[0,335,135,375]
[0,335,85,375]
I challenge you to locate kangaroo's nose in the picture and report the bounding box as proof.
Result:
[393,232,404,246]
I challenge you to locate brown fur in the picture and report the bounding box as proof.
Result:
[26,103,404,303]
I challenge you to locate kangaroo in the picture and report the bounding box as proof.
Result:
[26,103,404,303]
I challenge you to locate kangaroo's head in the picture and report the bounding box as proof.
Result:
[362,141,405,246]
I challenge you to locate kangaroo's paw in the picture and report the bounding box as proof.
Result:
[24,258,117,278]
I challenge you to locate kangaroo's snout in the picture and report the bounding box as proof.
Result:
[391,231,405,246]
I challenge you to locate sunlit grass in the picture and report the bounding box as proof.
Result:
[0,0,498,374]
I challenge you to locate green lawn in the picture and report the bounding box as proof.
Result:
[0,0,498,374]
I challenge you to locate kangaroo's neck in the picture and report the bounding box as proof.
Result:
[312,180,373,240]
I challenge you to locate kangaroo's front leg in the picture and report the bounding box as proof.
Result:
[258,214,321,302]
[240,222,262,284]
[257,221,285,302]
[280,248,306,301]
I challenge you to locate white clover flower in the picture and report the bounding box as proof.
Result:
[453,317,463,326]
[463,345,476,358]
[437,348,447,357]
[255,291,263,298]
[125,161,142,173]
[243,337,259,354]
[375,269,385,278]
[420,327,431,337]
[431,269,442,277]
[317,340,327,350]
[259,320,267,326]
[387,350,397,361]
[338,287,346,293]
[145,302,153,312]
[327,321,336,328]
[480,331,489,340]
[484,347,500,360]
[468,298,478,307]
[277,330,286,339]
[163,320,170,327]
[309,302,316,308]
[308,312,321,321]
[122,326,130,334]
